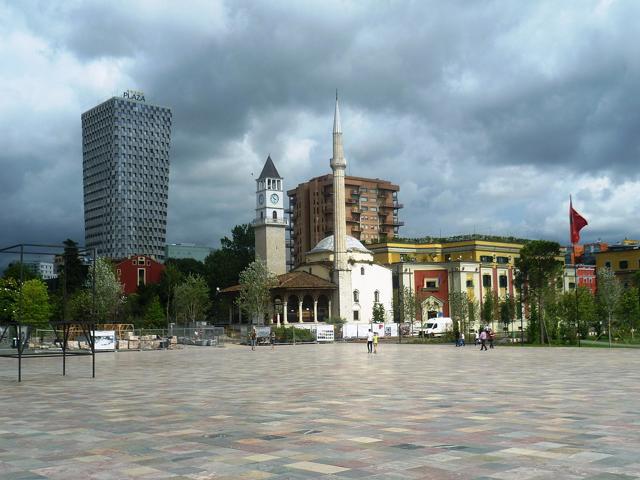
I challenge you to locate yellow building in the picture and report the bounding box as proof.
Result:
[368,236,526,266]
[595,245,640,287]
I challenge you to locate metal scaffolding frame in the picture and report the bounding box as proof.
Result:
[0,243,97,382]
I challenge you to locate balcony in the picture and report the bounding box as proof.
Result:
[346,216,359,224]
[346,198,357,204]
[253,217,289,227]
[379,218,405,227]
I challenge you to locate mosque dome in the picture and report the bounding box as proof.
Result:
[309,235,372,254]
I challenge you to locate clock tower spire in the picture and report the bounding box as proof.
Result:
[254,155,287,276]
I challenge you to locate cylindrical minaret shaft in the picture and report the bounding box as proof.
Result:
[330,93,353,320]
[331,95,347,271]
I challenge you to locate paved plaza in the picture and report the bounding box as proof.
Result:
[1,343,639,480]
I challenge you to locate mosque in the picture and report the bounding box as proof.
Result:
[230,95,393,325]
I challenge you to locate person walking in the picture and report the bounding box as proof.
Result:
[373,332,379,354]
[459,332,465,347]
[479,329,488,351]
[367,329,374,354]
[270,330,276,350]
[488,328,495,349]
[250,327,257,351]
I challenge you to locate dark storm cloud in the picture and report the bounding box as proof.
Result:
[1,0,639,252]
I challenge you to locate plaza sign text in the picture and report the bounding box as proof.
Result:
[123,90,145,102]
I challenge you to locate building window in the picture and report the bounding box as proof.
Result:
[569,282,576,289]
[482,274,492,287]
[496,256,509,264]
[619,260,628,269]
[137,268,146,287]
[480,255,493,263]
[423,279,438,290]
[374,290,380,303]
[361,267,365,275]
[466,279,473,288]
[272,211,277,220]
[499,275,508,288]
[353,310,359,321]
[605,261,611,268]
[353,290,359,303]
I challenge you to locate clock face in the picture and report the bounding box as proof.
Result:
[258,194,264,205]
[270,193,279,204]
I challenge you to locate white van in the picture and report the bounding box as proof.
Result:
[423,317,454,337]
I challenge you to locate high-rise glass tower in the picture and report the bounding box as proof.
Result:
[82,90,171,260]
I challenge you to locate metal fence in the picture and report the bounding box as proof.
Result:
[169,326,225,347]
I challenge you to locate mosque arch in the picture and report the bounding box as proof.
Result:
[302,294,314,322]
[286,295,300,324]
[317,295,330,322]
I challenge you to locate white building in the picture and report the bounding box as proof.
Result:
[26,261,57,280]
[299,235,393,323]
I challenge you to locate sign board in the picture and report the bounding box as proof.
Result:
[315,324,334,342]
[93,330,116,351]
[123,89,145,102]
[255,326,271,339]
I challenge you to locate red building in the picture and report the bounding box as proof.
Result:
[576,265,597,294]
[413,268,450,320]
[115,255,165,295]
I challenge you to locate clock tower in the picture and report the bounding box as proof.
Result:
[254,155,287,276]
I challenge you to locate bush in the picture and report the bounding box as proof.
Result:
[272,326,315,342]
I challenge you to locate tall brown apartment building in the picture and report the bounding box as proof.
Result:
[287,174,403,267]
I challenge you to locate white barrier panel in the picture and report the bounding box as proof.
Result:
[342,323,398,338]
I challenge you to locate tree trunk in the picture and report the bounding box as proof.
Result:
[608,313,612,348]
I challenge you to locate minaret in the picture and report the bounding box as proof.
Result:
[330,93,353,320]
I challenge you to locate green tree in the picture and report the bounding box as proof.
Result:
[89,258,124,323]
[174,274,210,327]
[557,287,597,342]
[16,279,51,328]
[399,286,418,324]
[372,302,386,323]
[157,264,183,326]
[515,240,563,343]
[204,224,255,319]
[481,290,495,328]
[597,266,622,347]
[67,290,93,323]
[2,262,36,281]
[143,295,166,329]
[165,258,205,278]
[59,239,88,295]
[500,294,516,333]
[449,291,469,338]
[615,287,639,338]
[0,277,19,322]
[237,260,277,325]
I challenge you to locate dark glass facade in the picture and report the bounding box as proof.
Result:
[82,96,171,260]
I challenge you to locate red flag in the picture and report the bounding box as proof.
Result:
[570,197,588,244]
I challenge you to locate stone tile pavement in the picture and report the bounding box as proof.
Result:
[1,343,639,479]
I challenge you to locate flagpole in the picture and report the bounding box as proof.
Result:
[570,195,581,347]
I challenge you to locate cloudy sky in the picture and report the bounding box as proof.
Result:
[1,0,639,256]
